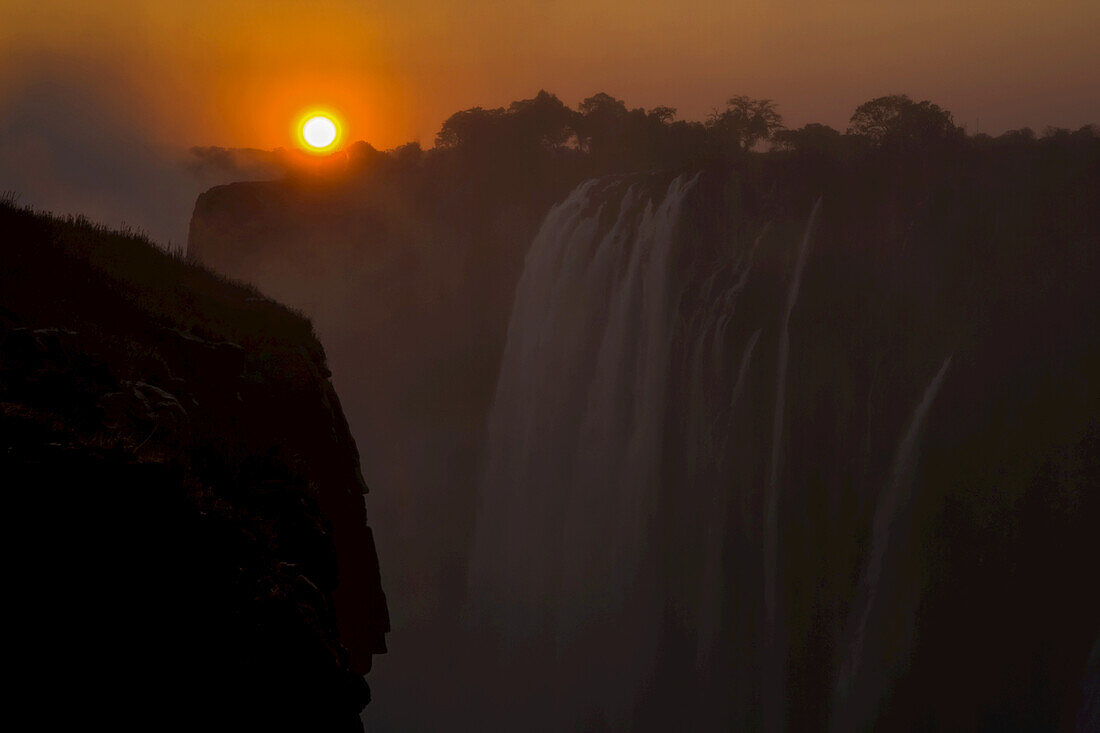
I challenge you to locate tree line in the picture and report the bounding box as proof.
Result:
[313,89,1097,212]
[415,90,1097,170]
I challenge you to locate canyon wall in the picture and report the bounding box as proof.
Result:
[1,200,388,731]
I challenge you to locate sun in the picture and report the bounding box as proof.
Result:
[296,111,342,153]
[303,116,336,148]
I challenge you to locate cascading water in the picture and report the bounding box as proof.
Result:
[466,171,803,729]
[468,173,703,727]
[833,354,953,732]
[763,197,822,733]
[465,173,950,731]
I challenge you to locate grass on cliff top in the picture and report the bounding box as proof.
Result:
[0,192,318,350]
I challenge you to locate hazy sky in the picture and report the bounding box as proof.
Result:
[2,0,1098,241]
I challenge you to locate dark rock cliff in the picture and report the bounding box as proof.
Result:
[0,201,388,730]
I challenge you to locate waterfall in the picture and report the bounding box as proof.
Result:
[833,354,953,731]
[467,173,702,726]
[694,326,761,667]
[468,174,834,729]
[764,197,822,733]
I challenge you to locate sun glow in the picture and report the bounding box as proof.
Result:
[297,111,342,152]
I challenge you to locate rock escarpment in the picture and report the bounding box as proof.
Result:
[188,164,562,732]
[1,201,388,730]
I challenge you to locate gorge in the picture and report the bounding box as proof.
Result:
[187,125,1100,730]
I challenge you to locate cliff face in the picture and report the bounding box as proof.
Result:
[0,201,388,730]
[188,169,558,719]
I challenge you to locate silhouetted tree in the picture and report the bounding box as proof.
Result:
[847,95,961,147]
[572,93,683,170]
[435,107,507,150]
[771,123,845,156]
[389,141,423,165]
[998,127,1036,144]
[648,106,677,125]
[1074,124,1099,139]
[575,93,630,157]
[506,90,578,150]
[577,92,629,119]
[436,92,577,154]
[707,96,784,153]
[1039,124,1099,150]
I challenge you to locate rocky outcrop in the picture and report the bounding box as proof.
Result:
[1,201,388,730]
[188,169,555,629]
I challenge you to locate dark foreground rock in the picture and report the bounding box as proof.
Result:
[0,201,388,730]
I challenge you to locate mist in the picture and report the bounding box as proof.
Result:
[184,92,1100,729]
[0,69,282,247]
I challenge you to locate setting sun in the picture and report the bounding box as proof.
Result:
[298,112,341,152]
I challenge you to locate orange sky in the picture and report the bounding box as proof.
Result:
[3,0,1099,152]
